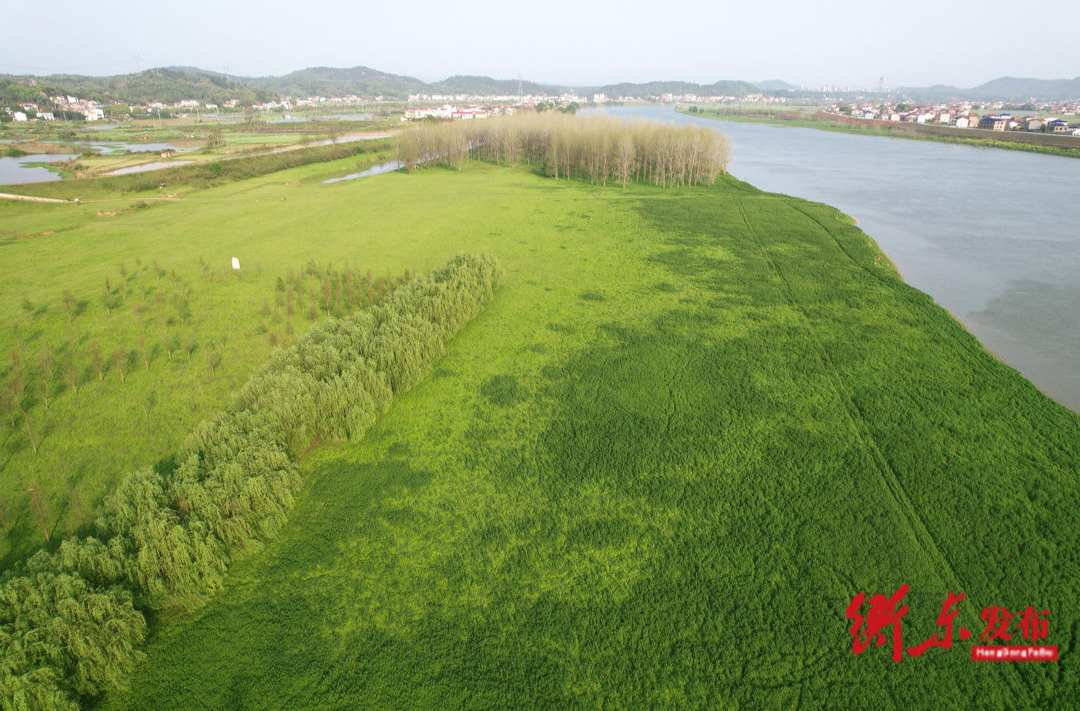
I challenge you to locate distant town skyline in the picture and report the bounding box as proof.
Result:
[3,0,1076,90]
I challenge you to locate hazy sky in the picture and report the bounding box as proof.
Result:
[3,0,1076,88]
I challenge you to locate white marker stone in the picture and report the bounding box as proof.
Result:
[231,257,240,270]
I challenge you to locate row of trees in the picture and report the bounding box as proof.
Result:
[0,253,503,709]
[274,261,410,323]
[396,113,732,188]
[4,336,209,432]
[15,261,181,328]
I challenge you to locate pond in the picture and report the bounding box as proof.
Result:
[0,153,77,185]
[104,161,195,176]
[321,160,403,183]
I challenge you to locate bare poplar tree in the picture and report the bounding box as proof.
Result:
[112,349,127,383]
[62,290,76,322]
[37,347,53,410]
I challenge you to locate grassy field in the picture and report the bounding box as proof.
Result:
[4,158,1068,707]
[0,144,396,566]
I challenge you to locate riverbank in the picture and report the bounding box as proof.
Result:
[84,163,1077,710]
[598,105,1080,413]
[3,142,1078,708]
[680,107,1080,159]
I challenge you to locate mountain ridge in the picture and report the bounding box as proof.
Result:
[4,65,1080,104]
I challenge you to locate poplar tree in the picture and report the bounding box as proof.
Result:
[62,290,77,322]
[38,346,54,409]
[64,354,79,394]
[91,341,103,380]
[112,349,126,383]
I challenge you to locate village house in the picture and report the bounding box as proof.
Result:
[978,115,1009,131]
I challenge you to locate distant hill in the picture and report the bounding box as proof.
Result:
[0,67,269,105]
[896,77,1080,101]
[427,75,567,96]
[242,70,758,100]
[2,66,766,104]
[583,79,759,99]
[969,76,1080,101]
[242,65,427,99]
[754,79,801,91]
[7,65,1077,106]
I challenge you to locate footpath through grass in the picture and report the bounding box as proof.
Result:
[79,165,1080,709]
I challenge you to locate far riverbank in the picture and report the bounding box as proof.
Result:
[679,107,1080,160]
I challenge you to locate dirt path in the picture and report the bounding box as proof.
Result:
[0,192,69,203]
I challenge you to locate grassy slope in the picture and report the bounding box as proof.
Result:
[70,166,1080,708]
[0,147,394,565]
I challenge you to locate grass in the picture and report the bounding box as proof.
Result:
[5,162,1062,708]
[0,146,395,566]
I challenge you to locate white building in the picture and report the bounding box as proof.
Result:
[13,111,27,122]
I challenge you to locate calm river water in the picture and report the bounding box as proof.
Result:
[588,105,1080,413]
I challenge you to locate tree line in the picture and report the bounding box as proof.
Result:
[396,113,731,188]
[0,253,503,710]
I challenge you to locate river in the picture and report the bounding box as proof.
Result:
[586,105,1080,413]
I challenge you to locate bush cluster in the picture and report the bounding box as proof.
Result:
[0,253,502,710]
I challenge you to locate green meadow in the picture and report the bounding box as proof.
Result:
[3,151,1079,708]
[0,144,395,565]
